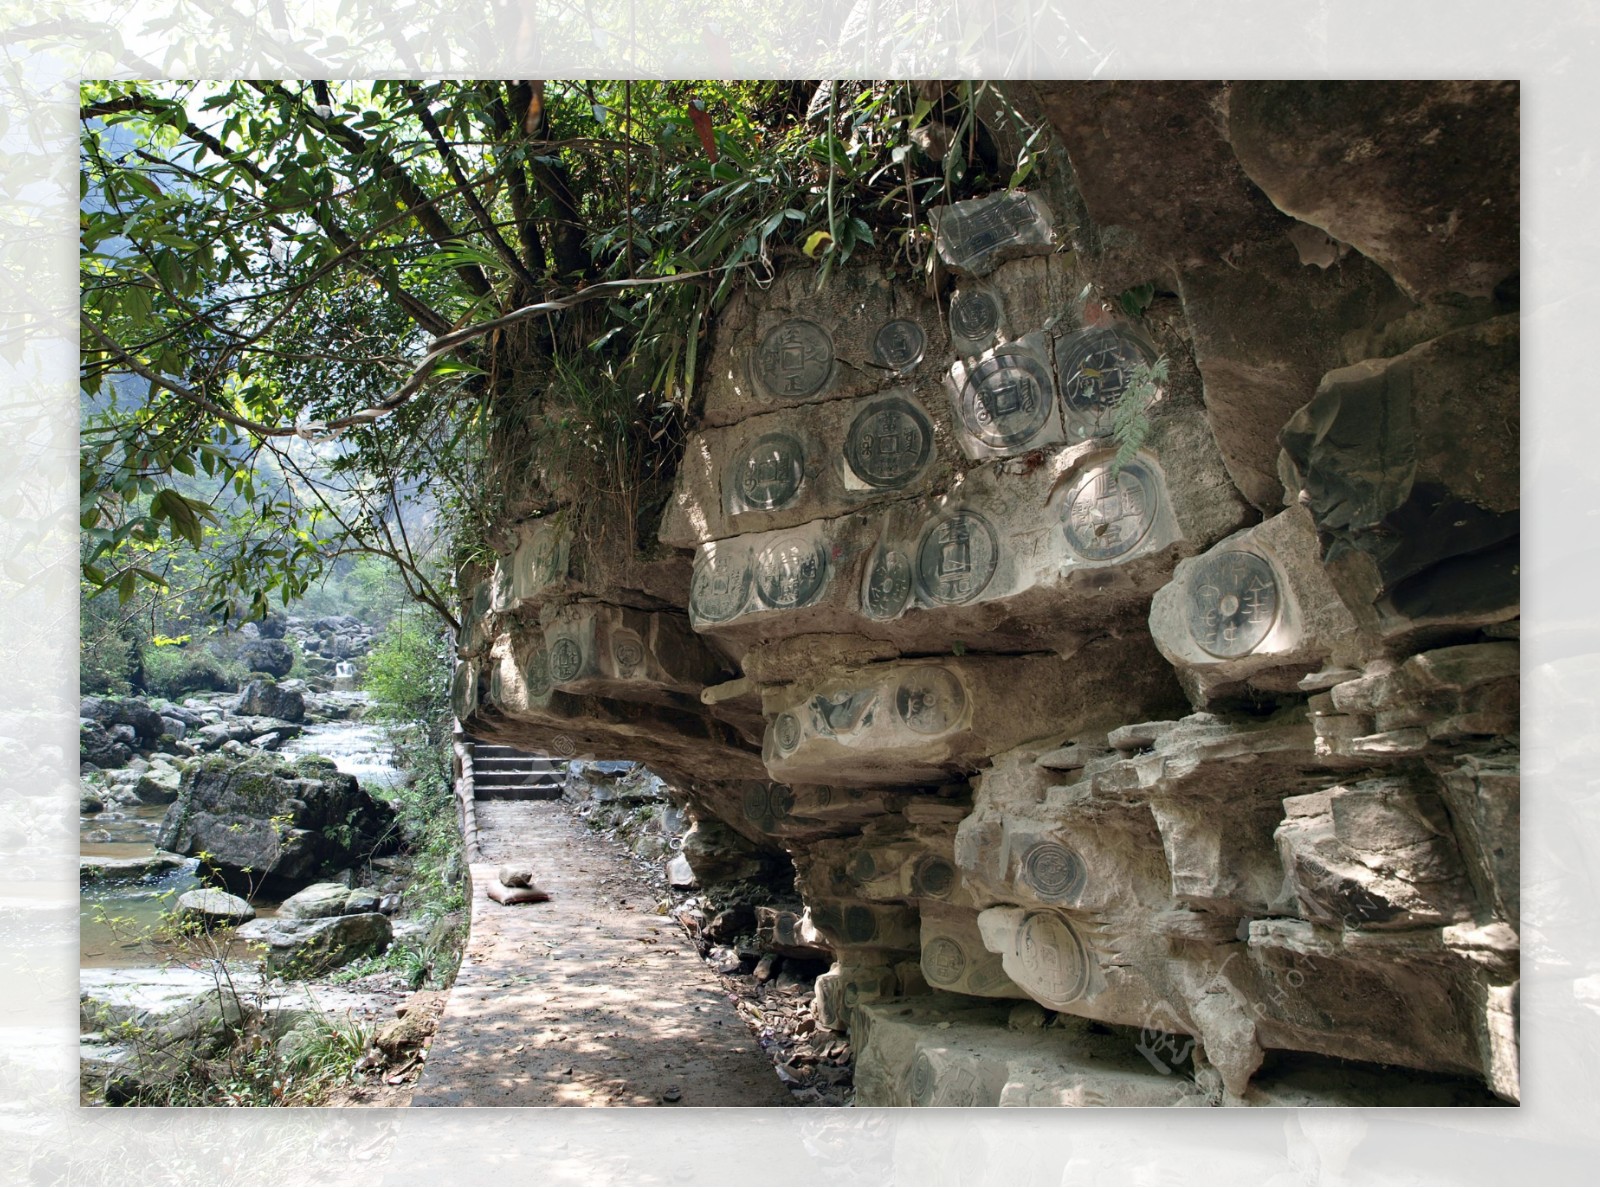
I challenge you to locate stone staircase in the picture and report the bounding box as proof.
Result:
[468,741,565,801]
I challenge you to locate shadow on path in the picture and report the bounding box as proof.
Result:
[410,799,791,1107]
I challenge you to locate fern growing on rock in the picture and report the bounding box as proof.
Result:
[1110,355,1169,476]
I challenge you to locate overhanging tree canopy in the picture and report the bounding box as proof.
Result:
[79,79,1032,628]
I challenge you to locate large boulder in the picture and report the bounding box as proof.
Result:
[235,912,392,978]
[237,639,294,679]
[81,697,167,746]
[234,679,305,723]
[192,716,304,752]
[1227,81,1519,302]
[80,720,132,770]
[278,882,358,920]
[1279,316,1519,635]
[133,763,183,805]
[175,888,256,927]
[680,817,773,885]
[256,612,288,640]
[156,753,396,895]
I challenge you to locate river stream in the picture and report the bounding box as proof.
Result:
[79,696,402,968]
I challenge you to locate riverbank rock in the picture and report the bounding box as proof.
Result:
[156,753,396,895]
[79,966,251,1102]
[79,852,188,886]
[234,679,306,723]
[238,639,295,678]
[133,761,184,805]
[175,888,256,926]
[79,720,132,770]
[279,882,360,919]
[235,912,392,978]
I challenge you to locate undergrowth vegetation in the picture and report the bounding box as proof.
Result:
[363,604,466,985]
[87,905,374,1106]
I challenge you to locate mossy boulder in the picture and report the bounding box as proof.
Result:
[156,752,396,895]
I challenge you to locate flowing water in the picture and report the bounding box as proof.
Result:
[79,693,403,968]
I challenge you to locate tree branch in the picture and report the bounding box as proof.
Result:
[482,82,546,280]
[403,82,543,296]
[254,81,494,300]
[85,266,733,441]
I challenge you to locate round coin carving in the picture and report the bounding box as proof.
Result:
[917,511,998,605]
[525,647,552,699]
[873,319,927,373]
[967,960,1010,994]
[1013,911,1092,1005]
[847,850,879,884]
[755,535,827,610]
[742,783,772,824]
[611,633,645,678]
[923,937,967,987]
[754,318,833,399]
[845,397,933,490]
[950,288,1001,346]
[1056,327,1159,441]
[959,348,1052,448]
[1022,841,1087,902]
[690,548,752,625]
[528,529,565,589]
[1062,462,1158,562]
[863,547,913,621]
[733,432,805,511]
[909,1051,936,1105]
[912,854,956,899]
[769,784,795,820]
[895,667,967,735]
[549,637,583,683]
[773,712,802,754]
[845,904,879,944]
[1186,550,1280,658]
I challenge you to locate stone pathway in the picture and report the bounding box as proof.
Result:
[409,799,791,1107]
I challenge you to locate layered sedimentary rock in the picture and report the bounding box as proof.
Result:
[456,81,1519,1107]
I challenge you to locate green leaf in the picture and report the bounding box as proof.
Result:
[802,229,832,258]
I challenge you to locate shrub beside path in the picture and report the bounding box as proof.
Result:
[409,799,791,1106]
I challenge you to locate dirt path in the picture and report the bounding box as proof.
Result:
[409,799,792,1107]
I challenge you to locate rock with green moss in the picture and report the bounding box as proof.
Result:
[156,752,396,895]
[235,912,392,978]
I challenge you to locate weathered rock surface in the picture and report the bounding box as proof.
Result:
[1227,81,1519,302]
[453,81,1518,1108]
[156,754,396,895]
[235,912,392,978]
[175,888,256,926]
[238,638,295,678]
[278,882,362,920]
[234,679,306,723]
[1279,317,1519,637]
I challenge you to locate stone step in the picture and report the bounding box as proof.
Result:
[469,772,540,787]
[471,744,554,758]
[475,776,563,789]
[472,756,564,771]
[473,784,564,802]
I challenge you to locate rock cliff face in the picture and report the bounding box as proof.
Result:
[455,81,1519,1106]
